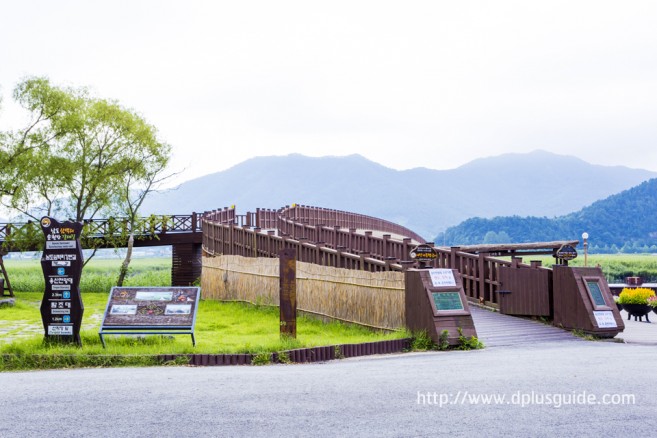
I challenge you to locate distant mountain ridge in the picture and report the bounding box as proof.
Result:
[440,178,657,252]
[141,151,657,240]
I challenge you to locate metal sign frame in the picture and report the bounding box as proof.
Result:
[98,286,201,348]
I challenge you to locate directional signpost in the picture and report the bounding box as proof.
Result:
[39,217,84,345]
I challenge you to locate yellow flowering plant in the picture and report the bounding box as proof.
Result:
[617,287,656,305]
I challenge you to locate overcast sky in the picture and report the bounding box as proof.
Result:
[1,0,656,185]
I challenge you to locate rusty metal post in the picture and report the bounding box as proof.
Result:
[279,248,297,338]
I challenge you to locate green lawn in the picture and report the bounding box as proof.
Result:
[0,291,408,370]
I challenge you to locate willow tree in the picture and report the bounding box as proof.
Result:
[114,142,172,286]
[1,77,171,269]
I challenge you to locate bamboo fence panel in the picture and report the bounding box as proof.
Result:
[296,262,405,329]
[201,255,279,306]
[201,255,405,329]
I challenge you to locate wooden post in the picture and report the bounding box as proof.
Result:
[478,252,487,304]
[450,246,460,270]
[253,227,261,257]
[0,255,14,297]
[279,248,297,338]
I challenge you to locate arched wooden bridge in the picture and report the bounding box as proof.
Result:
[2,205,577,313]
[0,205,429,287]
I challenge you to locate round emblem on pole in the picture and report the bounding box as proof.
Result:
[409,244,438,263]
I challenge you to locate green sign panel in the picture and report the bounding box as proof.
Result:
[586,281,606,307]
[432,292,464,311]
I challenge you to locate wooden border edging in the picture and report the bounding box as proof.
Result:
[158,338,412,366]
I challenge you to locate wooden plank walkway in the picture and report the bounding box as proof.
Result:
[470,306,585,347]
[472,306,657,347]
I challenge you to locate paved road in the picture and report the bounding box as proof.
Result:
[2,341,656,437]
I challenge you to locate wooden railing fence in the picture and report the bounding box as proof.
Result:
[201,205,552,309]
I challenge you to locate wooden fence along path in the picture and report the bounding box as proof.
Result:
[201,255,405,330]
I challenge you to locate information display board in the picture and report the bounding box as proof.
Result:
[39,217,84,344]
[429,269,457,288]
[585,280,607,307]
[99,286,201,347]
[404,268,477,347]
[593,310,618,328]
[432,292,464,311]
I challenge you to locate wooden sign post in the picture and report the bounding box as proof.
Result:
[279,248,297,338]
[405,268,477,346]
[553,266,624,338]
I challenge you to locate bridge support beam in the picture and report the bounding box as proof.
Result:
[172,243,202,286]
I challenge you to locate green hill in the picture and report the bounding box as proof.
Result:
[438,178,657,253]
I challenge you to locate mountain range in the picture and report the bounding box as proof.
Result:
[142,150,657,241]
[441,178,657,252]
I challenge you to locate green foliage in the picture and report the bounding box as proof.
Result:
[438,330,450,351]
[411,330,436,351]
[648,296,657,308]
[1,77,171,267]
[0,290,407,370]
[276,351,292,364]
[456,327,484,350]
[4,258,171,293]
[617,287,655,305]
[251,352,272,366]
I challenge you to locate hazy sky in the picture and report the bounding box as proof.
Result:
[2,0,656,185]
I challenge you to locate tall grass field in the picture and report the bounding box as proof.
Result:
[520,254,657,283]
[4,257,172,293]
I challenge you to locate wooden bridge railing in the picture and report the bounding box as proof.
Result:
[274,205,427,244]
[0,214,201,252]
[201,205,560,308]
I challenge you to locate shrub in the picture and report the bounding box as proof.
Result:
[617,287,656,305]
[456,327,484,350]
[411,330,436,351]
[251,352,272,366]
[648,296,657,308]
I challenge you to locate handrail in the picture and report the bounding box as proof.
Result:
[202,206,557,309]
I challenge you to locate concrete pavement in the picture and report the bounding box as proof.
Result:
[1,340,656,437]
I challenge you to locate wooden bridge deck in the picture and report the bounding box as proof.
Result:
[470,306,585,347]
